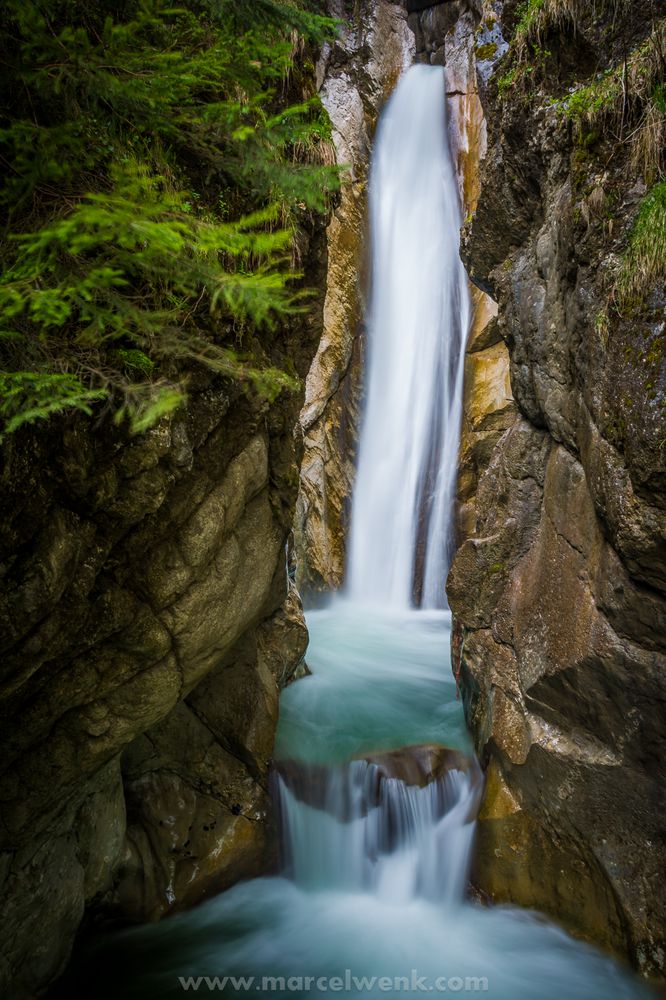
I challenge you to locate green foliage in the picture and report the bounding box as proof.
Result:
[118,385,188,436]
[0,0,339,438]
[513,0,628,55]
[495,0,561,97]
[513,0,575,61]
[497,63,535,95]
[497,66,521,95]
[114,350,155,378]
[615,179,666,308]
[0,373,107,437]
[653,83,666,114]
[515,0,548,39]
[560,70,620,120]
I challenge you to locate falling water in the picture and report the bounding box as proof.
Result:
[347,65,469,609]
[274,755,480,904]
[75,605,646,999]
[272,601,481,917]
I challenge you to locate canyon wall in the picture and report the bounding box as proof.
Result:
[304,0,666,979]
[0,220,326,996]
[448,0,666,978]
[3,0,664,993]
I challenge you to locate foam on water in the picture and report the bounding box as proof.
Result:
[75,603,646,1000]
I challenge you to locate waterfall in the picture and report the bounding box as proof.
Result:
[274,754,481,906]
[347,64,470,610]
[267,60,479,930]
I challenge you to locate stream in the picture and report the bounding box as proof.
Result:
[72,602,645,999]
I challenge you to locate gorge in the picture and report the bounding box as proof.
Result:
[0,0,664,997]
[52,59,647,1000]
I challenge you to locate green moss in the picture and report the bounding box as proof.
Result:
[476,42,499,61]
[114,349,155,378]
[645,337,665,366]
[580,129,601,150]
[498,65,525,95]
[559,69,621,121]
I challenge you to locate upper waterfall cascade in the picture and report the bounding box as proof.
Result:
[347,64,469,610]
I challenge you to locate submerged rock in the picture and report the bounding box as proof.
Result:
[274,743,482,818]
[362,744,481,789]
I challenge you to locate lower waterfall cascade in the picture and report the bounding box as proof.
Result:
[64,66,647,1000]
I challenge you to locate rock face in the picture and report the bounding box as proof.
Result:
[448,0,666,978]
[0,220,325,994]
[294,0,414,595]
[422,0,515,544]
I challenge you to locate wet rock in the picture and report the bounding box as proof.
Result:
[362,744,480,788]
[258,580,311,687]
[274,743,482,820]
[430,0,518,549]
[449,1,666,975]
[112,679,276,922]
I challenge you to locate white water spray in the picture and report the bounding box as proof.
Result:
[347,64,470,609]
[275,753,480,906]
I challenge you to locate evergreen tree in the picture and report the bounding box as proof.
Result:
[0,0,338,435]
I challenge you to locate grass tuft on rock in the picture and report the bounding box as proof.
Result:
[560,22,666,183]
[615,179,666,308]
[513,0,576,60]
